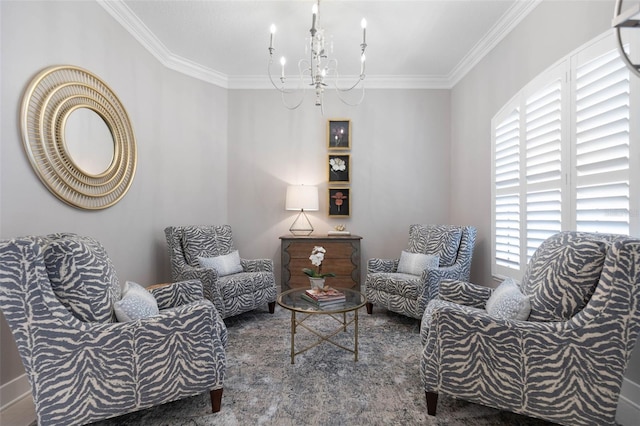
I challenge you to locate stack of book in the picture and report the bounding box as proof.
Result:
[301,287,346,308]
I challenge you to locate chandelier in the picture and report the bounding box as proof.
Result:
[268,0,368,113]
[612,0,640,78]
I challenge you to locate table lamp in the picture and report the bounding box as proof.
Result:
[285,185,319,236]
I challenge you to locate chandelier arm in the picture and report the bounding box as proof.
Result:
[298,59,314,87]
[324,59,365,92]
[334,76,366,92]
[613,0,640,78]
[267,58,293,94]
[267,57,308,95]
[281,90,306,110]
[334,83,365,107]
[267,58,308,109]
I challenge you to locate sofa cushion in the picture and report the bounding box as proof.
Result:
[408,225,463,267]
[485,278,531,321]
[114,281,159,322]
[397,251,439,276]
[181,225,234,266]
[521,232,609,322]
[43,234,120,323]
[199,250,243,277]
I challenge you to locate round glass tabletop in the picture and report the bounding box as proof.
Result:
[277,287,366,314]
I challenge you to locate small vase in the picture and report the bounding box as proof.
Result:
[309,277,325,290]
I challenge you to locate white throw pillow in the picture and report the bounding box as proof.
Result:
[485,278,531,321]
[198,250,243,277]
[114,281,159,322]
[397,250,440,276]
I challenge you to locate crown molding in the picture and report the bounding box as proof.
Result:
[98,0,540,91]
[447,0,542,87]
[97,0,229,87]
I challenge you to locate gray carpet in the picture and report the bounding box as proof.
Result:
[90,305,555,425]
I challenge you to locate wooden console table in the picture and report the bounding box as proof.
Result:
[279,234,362,292]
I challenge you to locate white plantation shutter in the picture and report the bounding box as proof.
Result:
[524,78,563,260]
[493,107,521,273]
[491,31,635,280]
[526,189,562,258]
[574,48,630,234]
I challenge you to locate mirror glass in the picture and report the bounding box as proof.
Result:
[64,108,114,175]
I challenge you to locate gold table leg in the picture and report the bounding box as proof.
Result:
[354,309,359,361]
[290,311,296,364]
[288,309,361,362]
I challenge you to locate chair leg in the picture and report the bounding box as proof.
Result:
[426,391,438,416]
[366,302,373,314]
[268,301,276,314]
[210,388,223,413]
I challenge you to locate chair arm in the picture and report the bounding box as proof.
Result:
[422,302,578,395]
[129,299,227,381]
[241,258,274,273]
[149,279,204,310]
[98,300,228,355]
[172,265,224,315]
[437,279,493,308]
[426,300,566,343]
[177,263,220,280]
[367,258,399,273]
[418,264,476,309]
[35,300,226,423]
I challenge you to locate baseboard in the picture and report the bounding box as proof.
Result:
[617,378,640,426]
[0,373,30,411]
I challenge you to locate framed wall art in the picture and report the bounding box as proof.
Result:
[327,119,351,149]
[328,154,350,183]
[328,188,350,217]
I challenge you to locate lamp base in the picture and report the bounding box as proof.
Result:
[290,210,314,236]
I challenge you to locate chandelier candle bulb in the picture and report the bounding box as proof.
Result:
[269,24,276,50]
[311,4,317,33]
[361,18,367,44]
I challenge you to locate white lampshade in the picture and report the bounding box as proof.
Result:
[285,185,319,211]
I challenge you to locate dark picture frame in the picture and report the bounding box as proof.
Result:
[328,154,350,183]
[328,188,350,217]
[327,119,351,150]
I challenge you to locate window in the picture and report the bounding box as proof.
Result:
[491,32,636,279]
[574,46,630,234]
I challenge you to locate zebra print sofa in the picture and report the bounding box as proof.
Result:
[165,225,277,319]
[365,224,476,319]
[421,231,640,426]
[0,233,227,426]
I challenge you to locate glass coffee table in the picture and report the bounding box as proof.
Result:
[277,288,367,364]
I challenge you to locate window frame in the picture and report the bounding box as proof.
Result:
[491,30,637,280]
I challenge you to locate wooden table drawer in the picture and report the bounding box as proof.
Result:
[280,235,362,291]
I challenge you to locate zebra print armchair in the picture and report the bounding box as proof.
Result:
[0,233,227,426]
[365,224,476,319]
[421,231,640,426]
[165,225,276,319]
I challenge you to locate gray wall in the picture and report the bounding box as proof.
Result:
[448,0,640,383]
[227,89,452,284]
[1,1,228,388]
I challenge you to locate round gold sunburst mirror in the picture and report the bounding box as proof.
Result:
[21,65,137,210]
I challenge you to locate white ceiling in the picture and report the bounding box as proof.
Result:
[100,0,541,89]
